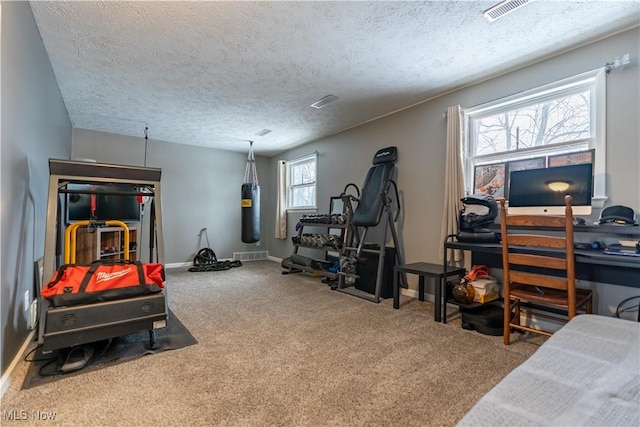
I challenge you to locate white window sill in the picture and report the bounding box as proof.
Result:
[287,208,318,214]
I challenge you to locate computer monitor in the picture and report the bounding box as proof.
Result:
[507,163,593,215]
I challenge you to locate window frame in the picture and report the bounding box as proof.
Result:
[286,153,318,211]
[463,68,607,207]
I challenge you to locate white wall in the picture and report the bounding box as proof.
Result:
[1,2,72,377]
[266,27,640,317]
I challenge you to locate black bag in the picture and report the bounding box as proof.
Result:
[460,301,505,336]
[457,230,500,243]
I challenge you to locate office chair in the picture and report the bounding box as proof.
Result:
[499,195,593,345]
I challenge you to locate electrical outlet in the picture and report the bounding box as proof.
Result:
[24,290,30,312]
[30,299,38,330]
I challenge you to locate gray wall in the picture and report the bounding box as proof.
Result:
[1,2,72,376]
[266,27,640,317]
[72,129,271,264]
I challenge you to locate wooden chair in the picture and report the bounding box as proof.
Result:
[499,195,593,345]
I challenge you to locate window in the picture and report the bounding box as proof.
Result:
[463,69,607,207]
[287,153,317,210]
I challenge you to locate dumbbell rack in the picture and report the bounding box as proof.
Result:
[282,204,358,281]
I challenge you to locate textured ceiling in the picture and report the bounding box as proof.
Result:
[30,1,640,156]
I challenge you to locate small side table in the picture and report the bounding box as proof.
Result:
[393,262,465,322]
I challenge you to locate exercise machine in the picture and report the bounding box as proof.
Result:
[39,159,168,356]
[334,146,406,302]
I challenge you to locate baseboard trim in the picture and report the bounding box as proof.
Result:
[0,329,36,398]
[267,256,282,263]
[165,262,192,269]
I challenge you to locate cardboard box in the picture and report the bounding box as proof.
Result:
[471,277,499,304]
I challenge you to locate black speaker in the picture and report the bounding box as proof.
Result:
[354,247,396,298]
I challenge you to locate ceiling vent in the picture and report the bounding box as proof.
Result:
[255,129,272,137]
[483,0,531,22]
[311,94,338,109]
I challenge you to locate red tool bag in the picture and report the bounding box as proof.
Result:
[42,260,165,307]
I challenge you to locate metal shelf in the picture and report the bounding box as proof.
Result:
[282,262,338,279]
[293,243,342,251]
[298,222,348,228]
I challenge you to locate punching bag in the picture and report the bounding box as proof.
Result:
[241,142,260,243]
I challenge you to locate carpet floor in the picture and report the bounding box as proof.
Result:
[2,260,543,426]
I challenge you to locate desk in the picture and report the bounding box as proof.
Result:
[443,227,640,323]
[393,262,465,322]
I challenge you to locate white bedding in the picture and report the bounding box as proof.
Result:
[457,314,640,427]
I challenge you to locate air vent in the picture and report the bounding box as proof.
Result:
[141,302,154,313]
[61,313,77,327]
[255,129,272,137]
[233,251,268,261]
[483,0,531,22]
[311,94,338,109]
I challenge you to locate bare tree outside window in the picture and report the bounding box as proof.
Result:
[475,91,591,156]
[292,185,315,208]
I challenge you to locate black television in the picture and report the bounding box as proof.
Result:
[66,183,141,223]
[508,163,593,215]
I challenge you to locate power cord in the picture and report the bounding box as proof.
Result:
[22,345,60,377]
[25,338,116,377]
[24,345,56,363]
